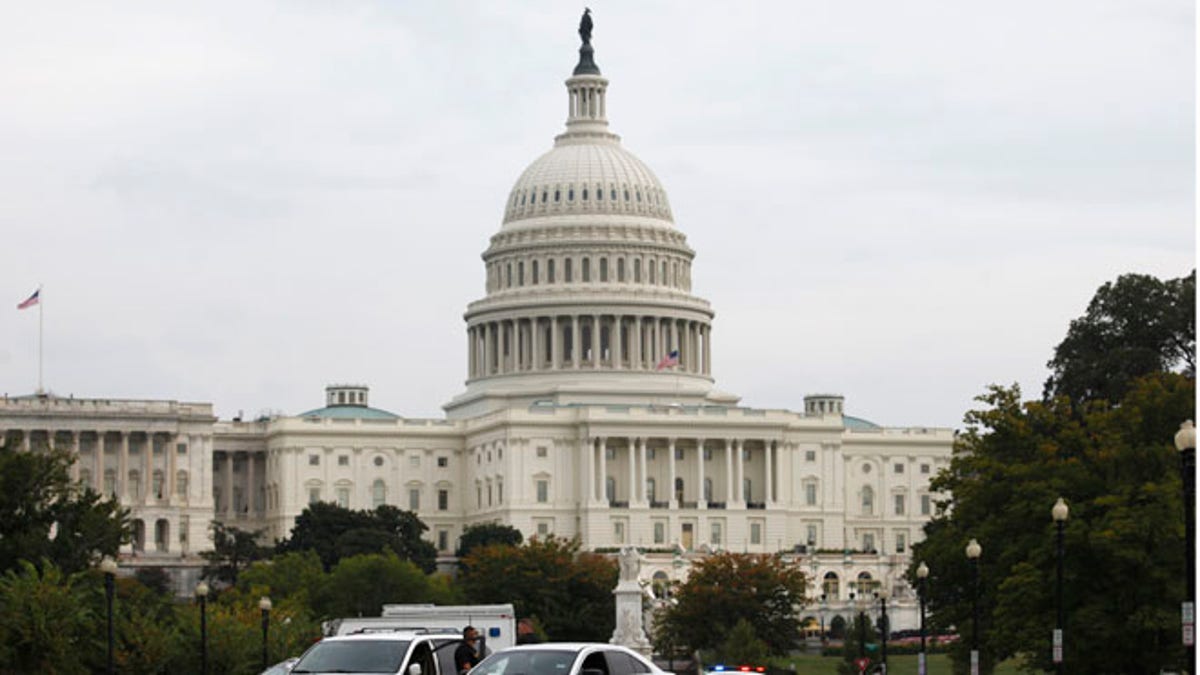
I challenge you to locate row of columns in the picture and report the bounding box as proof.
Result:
[468,314,711,378]
[581,437,779,508]
[487,255,690,293]
[213,450,264,516]
[569,80,607,120]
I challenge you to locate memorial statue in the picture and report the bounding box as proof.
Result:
[618,546,640,582]
[579,8,593,45]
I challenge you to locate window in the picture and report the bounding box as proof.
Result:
[634,259,641,282]
[605,446,616,460]
[372,480,387,507]
[710,522,722,545]
[750,522,762,545]
[805,482,818,506]
[177,443,187,455]
[862,486,874,515]
[536,446,548,458]
[863,533,876,552]
[599,257,608,282]
[653,521,665,544]
[617,258,625,282]
[437,456,448,468]
[806,524,818,547]
[674,447,684,460]
[308,487,321,504]
[532,260,539,284]
[894,463,904,474]
[537,480,549,503]
[437,489,449,511]
[862,462,872,474]
[582,258,591,282]
[476,486,482,507]
[338,455,349,466]
[309,455,320,466]
[565,258,573,282]
[438,529,449,552]
[548,260,556,283]
[518,261,524,285]
[921,494,932,515]
[894,494,906,515]
[605,476,616,502]
[506,263,512,287]
[614,521,625,544]
[128,471,141,500]
[896,532,907,554]
[410,455,420,468]
[374,456,384,467]
[703,478,713,502]
[104,469,116,496]
[152,470,164,499]
[674,478,684,502]
[176,470,188,498]
[921,463,931,474]
[646,478,656,503]
[409,488,420,510]
[537,521,550,536]
[805,450,816,462]
[704,447,713,461]
[742,447,751,461]
[336,487,350,508]
[744,478,752,503]
[647,447,656,460]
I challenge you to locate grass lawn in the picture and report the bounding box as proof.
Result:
[771,653,1026,674]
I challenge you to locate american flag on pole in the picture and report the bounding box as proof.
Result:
[16,288,39,310]
[655,350,680,370]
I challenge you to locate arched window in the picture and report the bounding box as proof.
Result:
[128,470,141,500]
[652,571,670,599]
[582,258,591,282]
[617,258,625,282]
[372,479,387,508]
[565,258,573,282]
[823,572,840,599]
[154,519,170,552]
[862,485,874,515]
[131,519,146,552]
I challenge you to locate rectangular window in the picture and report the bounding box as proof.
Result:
[438,489,449,511]
[896,532,907,553]
[605,447,616,460]
[410,455,420,468]
[537,521,550,536]
[806,524,818,546]
[647,448,656,460]
[536,446,548,458]
[710,522,722,545]
[582,258,591,282]
[805,450,816,462]
[309,455,319,466]
[536,480,549,503]
[921,463,931,474]
[614,520,625,544]
[338,455,349,466]
[863,533,875,552]
[894,463,904,474]
[750,522,762,545]
[532,260,539,284]
[805,483,817,506]
[548,260,556,283]
[177,443,188,454]
[518,261,525,285]
[703,448,713,461]
[653,521,665,544]
[437,529,449,552]
[921,494,932,516]
[674,448,684,460]
[437,456,448,468]
[894,494,906,515]
[599,257,608,282]
[409,488,420,510]
[565,258,573,282]
[308,487,321,504]
[337,487,350,508]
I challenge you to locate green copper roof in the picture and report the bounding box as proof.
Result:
[844,415,882,431]
[298,405,400,420]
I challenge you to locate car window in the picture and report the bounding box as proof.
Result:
[603,650,650,675]
[580,651,609,675]
[434,638,461,675]
[292,639,411,674]
[472,649,577,675]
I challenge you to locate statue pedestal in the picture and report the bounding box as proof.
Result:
[610,579,651,656]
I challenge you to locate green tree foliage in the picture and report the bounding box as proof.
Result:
[652,552,808,656]
[836,612,878,675]
[238,550,326,606]
[1044,270,1195,405]
[202,522,270,586]
[457,536,616,641]
[914,372,1193,674]
[0,560,95,673]
[278,502,437,572]
[716,618,769,665]
[456,522,523,559]
[312,551,439,618]
[0,439,128,574]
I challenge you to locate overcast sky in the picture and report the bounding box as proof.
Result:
[0,1,1193,429]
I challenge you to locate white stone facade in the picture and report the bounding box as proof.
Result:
[0,27,954,627]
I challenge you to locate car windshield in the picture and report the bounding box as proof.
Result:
[291,639,411,674]
[471,650,577,675]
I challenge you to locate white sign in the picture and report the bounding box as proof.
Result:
[1052,629,1062,648]
[1183,601,1195,624]
[970,649,979,675]
[1052,646,1063,663]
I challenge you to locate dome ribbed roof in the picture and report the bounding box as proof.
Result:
[502,142,673,226]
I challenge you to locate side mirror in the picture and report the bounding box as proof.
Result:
[409,664,423,675]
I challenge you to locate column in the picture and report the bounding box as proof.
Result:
[144,433,154,501]
[531,317,540,371]
[167,434,178,500]
[613,315,623,370]
[725,439,734,504]
[482,323,491,375]
[469,326,477,377]
[667,438,677,507]
[591,315,600,368]
[550,316,559,370]
[627,438,637,503]
[651,318,660,365]
[638,437,648,504]
[696,438,706,507]
[119,432,129,500]
[735,439,745,503]
[223,451,234,513]
[632,316,642,369]
[703,325,711,374]
[247,451,256,515]
[598,437,608,503]
[94,432,106,493]
[765,440,774,505]
[572,315,581,369]
[670,319,679,358]
[583,437,594,504]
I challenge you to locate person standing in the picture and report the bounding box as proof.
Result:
[455,626,483,674]
[516,618,543,645]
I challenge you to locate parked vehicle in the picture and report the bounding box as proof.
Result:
[325,604,516,652]
[469,643,668,675]
[289,630,466,675]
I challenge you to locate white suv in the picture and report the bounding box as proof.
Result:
[289,630,469,675]
[470,643,667,675]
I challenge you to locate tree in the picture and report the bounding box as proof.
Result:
[457,537,616,641]
[914,372,1193,674]
[0,439,128,575]
[312,551,439,619]
[717,618,769,665]
[651,552,808,656]
[1044,270,1195,405]
[456,522,523,559]
[836,612,878,675]
[202,522,269,586]
[277,502,437,572]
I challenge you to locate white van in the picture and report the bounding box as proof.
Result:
[325,604,516,653]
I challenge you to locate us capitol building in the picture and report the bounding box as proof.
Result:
[1,18,952,631]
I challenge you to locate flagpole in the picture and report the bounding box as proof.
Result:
[38,285,44,394]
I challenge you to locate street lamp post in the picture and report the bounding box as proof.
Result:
[819,594,827,644]
[966,539,982,675]
[916,562,929,675]
[99,556,118,675]
[1052,497,1068,673]
[852,591,867,660]
[260,596,273,671]
[196,581,210,675]
[877,586,890,674]
[1176,420,1196,672]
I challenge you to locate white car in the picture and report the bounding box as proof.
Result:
[469,643,668,675]
[289,630,468,675]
